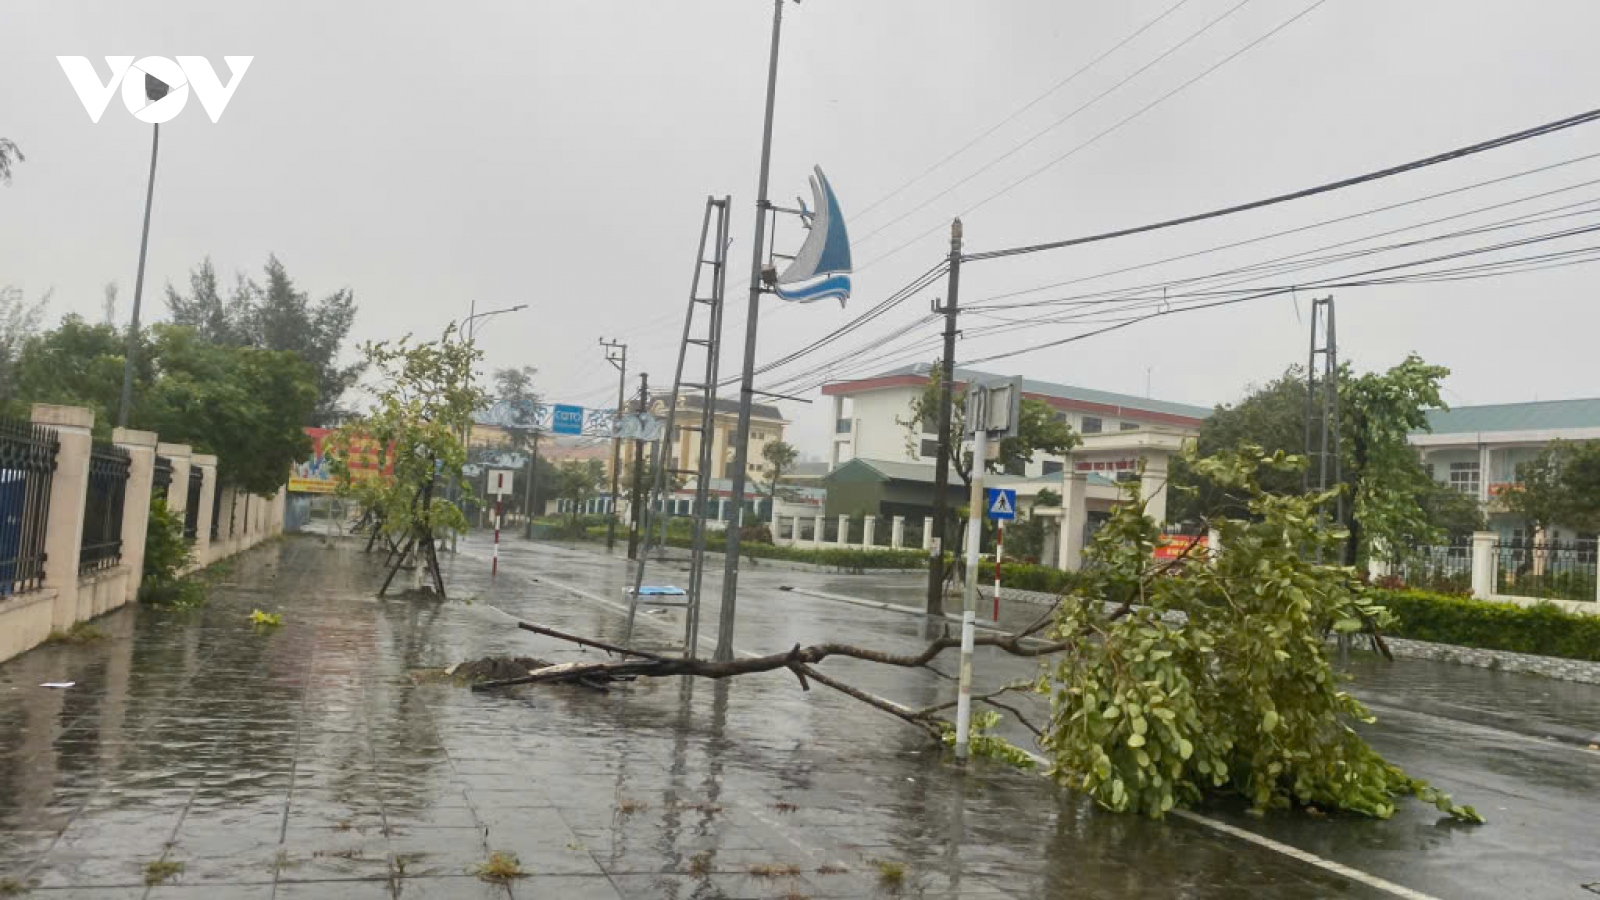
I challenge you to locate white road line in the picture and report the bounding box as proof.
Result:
[511,569,1445,900]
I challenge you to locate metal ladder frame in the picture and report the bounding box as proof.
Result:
[624,195,731,656]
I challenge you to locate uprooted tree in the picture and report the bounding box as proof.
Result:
[329,326,484,597]
[478,447,1479,823]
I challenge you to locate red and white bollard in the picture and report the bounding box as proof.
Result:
[993,524,1003,621]
[492,499,502,579]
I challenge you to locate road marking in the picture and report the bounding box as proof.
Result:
[498,555,1446,900]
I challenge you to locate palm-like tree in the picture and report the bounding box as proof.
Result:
[0,139,23,185]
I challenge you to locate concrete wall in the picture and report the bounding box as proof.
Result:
[0,406,288,666]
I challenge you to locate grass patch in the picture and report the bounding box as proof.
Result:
[748,863,802,878]
[471,851,527,883]
[143,860,184,886]
[43,622,107,646]
[873,859,906,886]
[249,609,284,627]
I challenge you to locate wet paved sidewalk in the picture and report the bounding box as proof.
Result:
[0,535,1404,899]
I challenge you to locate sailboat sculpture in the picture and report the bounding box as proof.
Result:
[774,165,853,306]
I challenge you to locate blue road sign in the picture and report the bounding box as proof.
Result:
[551,405,585,436]
[985,487,1017,521]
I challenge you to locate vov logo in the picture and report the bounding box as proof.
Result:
[57,56,253,123]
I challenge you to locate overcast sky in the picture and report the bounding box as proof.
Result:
[4,1,1599,457]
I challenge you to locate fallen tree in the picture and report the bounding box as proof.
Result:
[476,449,1481,823]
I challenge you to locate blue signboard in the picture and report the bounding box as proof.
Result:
[985,487,1017,521]
[551,405,585,436]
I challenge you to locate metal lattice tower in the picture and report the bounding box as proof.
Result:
[624,196,731,656]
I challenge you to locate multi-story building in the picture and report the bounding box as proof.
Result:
[1410,397,1600,542]
[657,393,789,482]
[823,363,1209,478]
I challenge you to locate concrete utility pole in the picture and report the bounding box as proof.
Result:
[927,218,963,616]
[628,372,649,560]
[119,74,168,428]
[601,338,628,552]
[523,429,540,539]
[715,0,786,663]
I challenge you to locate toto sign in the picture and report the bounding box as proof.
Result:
[57,56,254,123]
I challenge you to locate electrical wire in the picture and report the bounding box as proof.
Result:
[967,104,1600,262]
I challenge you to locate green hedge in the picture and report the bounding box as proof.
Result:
[979,559,1086,594]
[1372,589,1600,662]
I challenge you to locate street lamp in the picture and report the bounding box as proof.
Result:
[117,72,169,427]
[461,303,528,343]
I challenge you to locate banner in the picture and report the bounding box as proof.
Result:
[1153,533,1207,561]
[289,427,389,494]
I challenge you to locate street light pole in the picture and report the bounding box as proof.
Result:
[118,73,169,428]
[716,0,786,663]
[452,302,528,551]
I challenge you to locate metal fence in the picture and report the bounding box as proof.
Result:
[1392,541,1474,594]
[210,479,223,541]
[183,467,203,540]
[0,418,58,595]
[79,442,131,575]
[152,454,173,501]
[1495,539,1598,603]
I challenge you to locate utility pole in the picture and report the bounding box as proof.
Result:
[522,428,540,539]
[119,75,168,427]
[601,338,628,552]
[715,0,786,663]
[926,218,963,616]
[1302,295,1343,558]
[628,372,649,560]
[955,388,987,762]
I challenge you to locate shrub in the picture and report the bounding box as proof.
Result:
[140,497,196,604]
[739,524,773,545]
[1371,588,1600,662]
[979,559,1084,594]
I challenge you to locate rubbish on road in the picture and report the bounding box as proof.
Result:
[39,682,74,689]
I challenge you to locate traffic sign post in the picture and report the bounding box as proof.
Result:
[985,488,1015,624]
[955,381,1024,763]
[487,469,515,580]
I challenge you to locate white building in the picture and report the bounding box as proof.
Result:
[1411,397,1600,543]
[824,363,1209,478]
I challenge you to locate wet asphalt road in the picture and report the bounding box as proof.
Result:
[0,532,1594,898]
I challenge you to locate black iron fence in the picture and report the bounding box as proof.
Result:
[183,467,203,540]
[152,454,173,501]
[79,442,131,575]
[1392,541,1474,594]
[210,479,223,541]
[0,418,58,595]
[1495,539,1598,603]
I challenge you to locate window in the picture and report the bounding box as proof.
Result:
[1004,458,1026,476]
[1081,416,1103,434]
[1449,461,1480,495]
[1052,411,1068,424]
[920,413,938,435]
[1042,460,1063,476]
[1120,421,1140,431]
[835,418,852,434]
[1116,470,1139,483]
[920,439,940,458]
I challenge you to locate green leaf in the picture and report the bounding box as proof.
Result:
[1127,733,1146,748]
[1262,710,1279,733]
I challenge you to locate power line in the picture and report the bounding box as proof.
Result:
[967,104,1600,262]
[970,149,1600,307]
[958,225,1600,367]
[852,0,1252,246]
[850,0,1196,225]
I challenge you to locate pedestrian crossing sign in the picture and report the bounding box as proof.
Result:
[985,488,1017,521]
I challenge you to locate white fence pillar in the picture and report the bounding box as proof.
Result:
[891,516,905,549]
[837,513,850,546]
[812,515,825,549]
[112,428,159,606]
[1059,472,1088,572]
[159,443,192,514]
[32,404,93,631]
[192,455,218,567]
[922,516,934,552]
[863,516,876,548]
[1470,530,1496,599]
